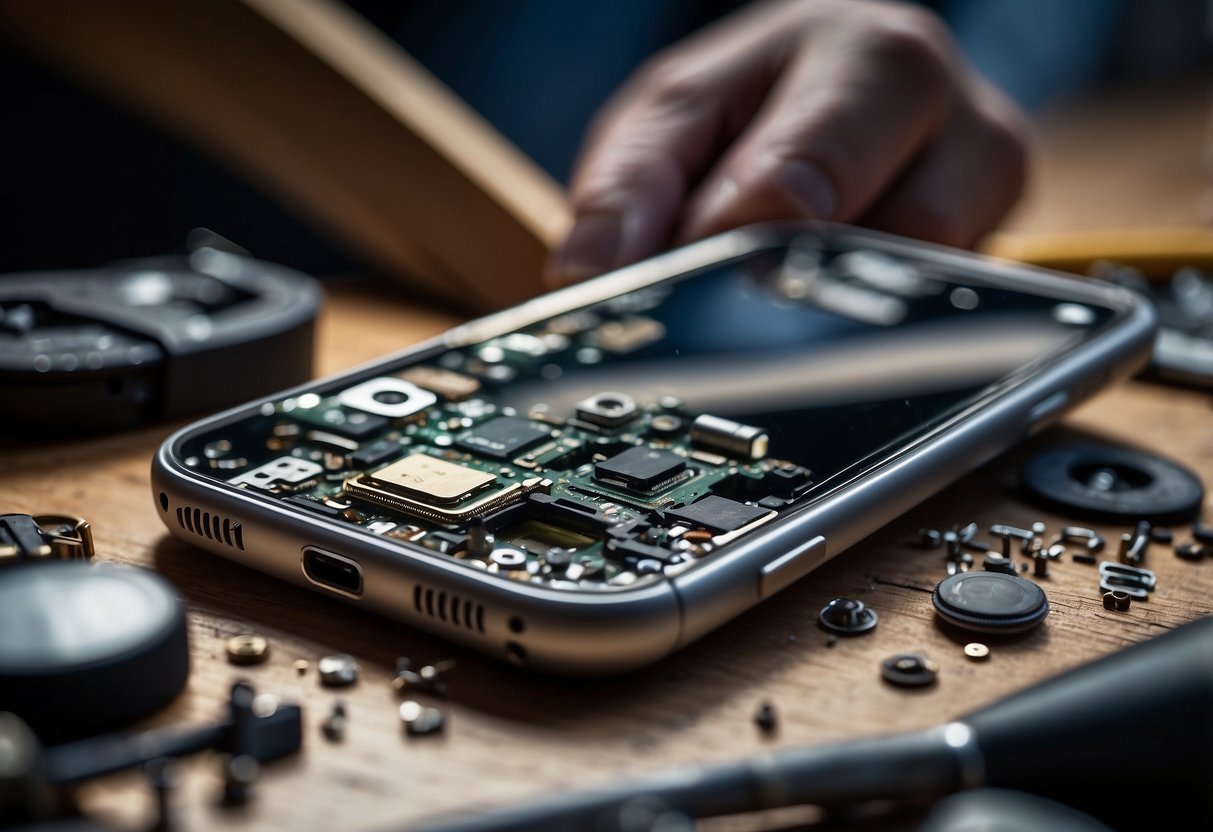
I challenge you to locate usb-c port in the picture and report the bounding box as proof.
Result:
[303,548,363,597]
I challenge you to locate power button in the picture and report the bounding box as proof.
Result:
[759,535,827,597]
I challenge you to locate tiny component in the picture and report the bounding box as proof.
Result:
[932,572,1049,634]
[982,553,1017,575]
[0,513,95,565]
[595,445,687,492]
[963,643,990,661]
[467,521,495,558]
[364,454,497,506]
[1175,541,1207,561]
[294,659,310,675]
[1046,543,1066,560]
[1031,521,1047,536]
[397,366,481,400]
[1103,590,1132,612]
[1032,553,1049,579]
[1150,527,1174,544]
[399,700,445,736]
[456,416,551,460]
[294,406,388,440]
[754,702,778,736]
[228,456,324,490]
[321,702,347,742]
[1072,551,1098,565]
[1118,520,1151,566]
[575,392,639,430]
[648,413,684,438]
[690,414,769,461]
[490,548,528,570]
[317,654,360,687]
[946,553,974,575]
[881,654,939,688]
[817,597,879,635]
[338,377,437,419]
[989,524,1034,542]
[1098,561,1156,600]
[349,439,404,470]
[226,634,270,666]
[666,495,772,534]
[763,462,813,497]
[918,528,943,549]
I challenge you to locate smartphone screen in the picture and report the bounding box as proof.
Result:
[171,231,1124,593]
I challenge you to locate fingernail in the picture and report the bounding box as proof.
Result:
[552,212,623,283]
[768,158,838,220]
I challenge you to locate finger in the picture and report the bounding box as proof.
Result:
[858,82,1030,247]
[678,7,958,242]
[546,8,800,286]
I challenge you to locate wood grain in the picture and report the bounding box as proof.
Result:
[2,83,1212,832]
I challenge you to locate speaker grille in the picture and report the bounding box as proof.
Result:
[176,505,244,550]
[413,584,484,633]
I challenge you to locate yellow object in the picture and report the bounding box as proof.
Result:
[983,227,1213,279]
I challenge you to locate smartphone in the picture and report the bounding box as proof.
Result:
[152,223,1155,673]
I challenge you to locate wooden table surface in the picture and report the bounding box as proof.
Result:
[4,82,1213,832]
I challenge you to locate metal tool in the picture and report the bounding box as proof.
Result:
[411,616,1213,832]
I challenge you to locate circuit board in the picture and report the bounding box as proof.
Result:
[181,304,816,592]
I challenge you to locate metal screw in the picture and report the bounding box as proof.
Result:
[399,700,445,736]
[322,702,347,742]
[226,634,270,666]
[754,702,778,736]
[1103,590,1131,612]
[818,598,879,635]
[317,654,360,687]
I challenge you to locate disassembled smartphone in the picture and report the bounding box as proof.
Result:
[153,223,1155,673]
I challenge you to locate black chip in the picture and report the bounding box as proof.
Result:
[595,446,687,492]
[666,495,769,533]
[456,416,551,460]
[349,439,403,469]
[321,408,389,440]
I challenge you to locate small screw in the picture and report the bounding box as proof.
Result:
[754,702,778,736]
[818,598,878,635]
[963,643,990,661]
[225,634,270,666]
[400,700,445,736]
[294,659,310,675]
[322,702,347,742]
[881,654,939,688]
[317,653,360,687]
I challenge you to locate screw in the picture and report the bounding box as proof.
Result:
[322,702,347,742]
[754,702,778,736]
[817,598,879,635]
[226,634,270,666]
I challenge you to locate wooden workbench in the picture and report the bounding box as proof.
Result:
[4,81,1213,831]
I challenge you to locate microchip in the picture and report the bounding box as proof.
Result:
[594,446,686,492]
[366,454,497,506]
[666,495,770,533]
[456,416,551,460]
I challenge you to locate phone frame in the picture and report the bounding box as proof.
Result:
[152,222,1156,673]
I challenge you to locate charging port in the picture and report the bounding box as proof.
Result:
[303,548,363,597]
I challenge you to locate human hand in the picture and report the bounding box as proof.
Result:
[546,0,1030,286]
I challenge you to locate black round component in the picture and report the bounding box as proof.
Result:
[932,571,1049,634]
[818,597,879,635]
[0,562,189,741]
[1022,445,1204,525]
[880,654,938,687]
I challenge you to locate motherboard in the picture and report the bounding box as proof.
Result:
[183,307,816,592]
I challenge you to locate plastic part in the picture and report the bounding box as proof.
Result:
[932,572,1049,634]
[1022,445,1204,525]
[0,562,189,740]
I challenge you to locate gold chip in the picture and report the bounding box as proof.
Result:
[367,454,497,506]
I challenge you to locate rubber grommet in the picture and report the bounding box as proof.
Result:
[932,571,1049,634]
[1022,445,1204,525]
[0,562,190,740]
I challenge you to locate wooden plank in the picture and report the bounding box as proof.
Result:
[0,0,570,313]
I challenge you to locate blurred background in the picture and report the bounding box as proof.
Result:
[2,0,1211,280]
